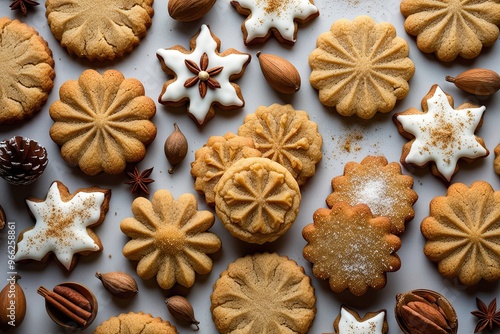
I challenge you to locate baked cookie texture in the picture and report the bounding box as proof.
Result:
[45,0,154,61]
[0,18,55,124]
[238,104,323,186]
[211,252,316,334]
[120,190,221,289]
[49,69,157,176]
[400,0,500,62]
[326,156,418,235]
[156,24,251,126]
[191,132,261,206]
[230,0,319,45]
[421,181,500,286]
[495,144,500,175]
[303,202,401,296]
[309,16,415,119]
[93,312,178,334]
[393,84,488,183]
[333,305,388,334]
[15,181,111,271]
[214,157,301,244]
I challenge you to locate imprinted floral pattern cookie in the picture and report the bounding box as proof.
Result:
[94,312,179,334]
[120,190,221,289]
[421,181,500,286]
[309,16,415,119]
[49,69,157,176]
[156,25,251,126]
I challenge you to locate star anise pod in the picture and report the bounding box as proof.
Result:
[184,52,223,98]
[125,167,155,195]
[10,0,40,15]
[471,298,500,333]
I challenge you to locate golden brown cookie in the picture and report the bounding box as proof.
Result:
[93,312,178,334]
[326,156,418,235]
[494,144,500,175]
[302,202,401,296]
[120,190,221,289]
[0,17,55,125]
[393,84,488,183]
[15,181,111,271]
[238,104,323,186]
[156,24,251,126]
[421,181,500,286]
[190,132,261,206]
[309,16,415,119]
[211,252,316,334]
[49,69,157,176]
[45,0,154,61]
[333,305,388,334]
[400,0,500,62]
[214,157,301,244]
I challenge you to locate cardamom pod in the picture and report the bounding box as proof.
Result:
[446,68,500,96]
[165,295,199,330]
[257,52,301,94]
[95,272,138,298]
[164,123,188,174]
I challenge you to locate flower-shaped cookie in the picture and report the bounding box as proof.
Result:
[211,253,316,334]
[309,16,415,119]
[191,132,261,206]
[326,156,418,235]
[121,190,221,289]
[393,84,488,183]
[15,181,111,271]
[46,0,153,61]
[303,202,401,296]
[230,0,319,45]
[238,104,323,186]
[0,18,55,124]
[49,69,157,176]
[421,181,500,285]
[401,0,500,62]
[156,25,251,126]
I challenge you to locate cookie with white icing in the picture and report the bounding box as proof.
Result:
[333,305,388,334]
[156,25,251,126]
[231,0,319,45]
[15,181,111,271]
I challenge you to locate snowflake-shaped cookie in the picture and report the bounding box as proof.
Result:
[401,0,500,62]
[421,181,500,285]
[333,306,387,334]
[121,190,221,289]
[15,181,111,271]
[156,25,251,126]
[393,84,488,183]
[230,0,319,45]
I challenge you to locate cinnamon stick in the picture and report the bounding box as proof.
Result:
[37,286,88,327]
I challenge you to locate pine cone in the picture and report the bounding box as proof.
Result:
[0,136,48,185]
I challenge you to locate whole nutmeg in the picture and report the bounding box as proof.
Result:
[446,68,500,96]
[168,0,217,22]
[164,123,188,174]
[0,275,26,332]
[257,52,301,94]
[165,295,199,330]
[96,272,138,298]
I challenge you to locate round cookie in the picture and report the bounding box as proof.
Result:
[93,312,178,334]
[0,18,55,124]
[214,157,301,244]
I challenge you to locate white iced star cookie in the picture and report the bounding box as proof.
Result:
[333,306,388,334]
[393,85,488,183]
[15,181,111,271]
[231,0,319,45]
[156,25,251,126]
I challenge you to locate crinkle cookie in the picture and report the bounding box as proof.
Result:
[46,0,154,61]
[303,202,401,296]
[421,181,500,286]
[309,16,415,119]
[238,104,323,186]
[401,0,500,62]
[0,18,55,124]
[326,156,418,235]
[190,132,261,206]
[120,190,221,289]
[49,69,157,176]
[93,312,178,334]
[211,252,316,334]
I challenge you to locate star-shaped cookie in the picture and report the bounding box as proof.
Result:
[333,305,388,334]
[156,25,251,126]
[393,84,488,183]
[15,181,111,271]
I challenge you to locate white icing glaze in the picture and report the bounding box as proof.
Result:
[396,86,486,182]
[235,0,318,43]
[338,307,385,334]
[156,25,250,125]
[15,182,106,270]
